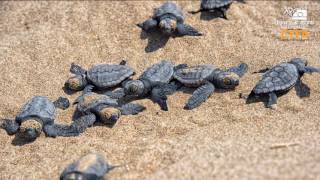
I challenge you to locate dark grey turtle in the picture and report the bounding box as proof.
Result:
[65,60,134,92]
[123,60,186,111]
[137,2,202,37]
[189,0,239,19]
[245,58,320,108]
[55,86,146,136]
[0,96,74,140]
[60,153,114,180]
[174,63,248,109]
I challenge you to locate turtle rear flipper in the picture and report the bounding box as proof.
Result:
[184,82,215,110]
[53,97,70,110]
[70,63,87,75]
[1,119,19,135]
[176,24,202,37]
[227,63,248,77]
[120,103,145,115]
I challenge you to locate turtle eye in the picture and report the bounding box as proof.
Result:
[223,78,231,85]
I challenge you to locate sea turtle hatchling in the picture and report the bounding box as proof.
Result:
[123,60,187,111]
[54,86,146,136]
[189,0,238,19]
[65,60,134,92]
[173,63,248,110]
[137,2,202,37]
[245,58,320,108]
[0,96,75,140]
[60,153,115,180]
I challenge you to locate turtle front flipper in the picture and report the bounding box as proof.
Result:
[151,83,181,111]
[266,92,277,109]
[295,78,310,98]
[70,63,87,75]
[253,67,270,74]
[53,97,70,110]
[104,88,125,100]
[176,24,203,37]
[184,82,215,110]
[0,119,19,135]
[226,63,248,77]
[72,113,97,134]
[44,123,81,137]
[83,85,95,95]
[188,8,203,14]
[174,64,188,71]
[304,66,320,74]
[137,18,158,32]
[120,103,146,115]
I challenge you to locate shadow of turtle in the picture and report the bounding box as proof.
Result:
[200,11,226,21]
[11,133,36,146]
[62,86,78,95]
[140,30,170,53]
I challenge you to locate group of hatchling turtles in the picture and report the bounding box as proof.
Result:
[1,1,320,179]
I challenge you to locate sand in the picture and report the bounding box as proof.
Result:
[0,1,320,179]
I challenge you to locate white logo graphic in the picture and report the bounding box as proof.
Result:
[291,9,307,21]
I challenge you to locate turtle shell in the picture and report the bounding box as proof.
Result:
[140,60,174,86]
[87,64,134,89]
[15,96,56,125]
[60,153,111,180]
[76,93,118,113]
[174,65,216,87]
[154,2,184,23]
[253,63,299,94]
[201,0,234,9]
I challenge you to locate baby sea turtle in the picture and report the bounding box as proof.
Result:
[137,2,202,37]
[60,153,114,180]
[173,63,248,110]
[67,86,145,134]
[65,60,134,92]
[245,58,320,108]
[189,0,235,19]
[0,96,74,140]
[123,60,186,111]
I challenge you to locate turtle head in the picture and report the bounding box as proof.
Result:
[65,75,87,91]
[19,119,42,140]
[215,72,240,89]
[99,107,121,125]
[289,58,307,73]
[159,18,177,35]
[124,80,145,96]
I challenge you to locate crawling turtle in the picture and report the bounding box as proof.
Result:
[189,0,236,19]
[60,153,114,180]
[137,2,202,37]
[0,96,75,140]
[61,86,146,135]
[123,60,187,111]
[65,60,134,92]
[173,63,248,109]
[245,58,320,108]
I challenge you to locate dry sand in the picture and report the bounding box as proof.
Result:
[0,1,320,179]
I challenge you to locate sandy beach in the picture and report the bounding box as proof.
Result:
[0,1,320,179]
